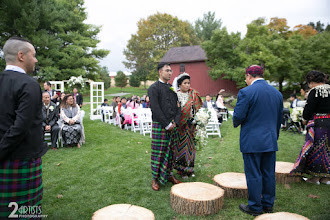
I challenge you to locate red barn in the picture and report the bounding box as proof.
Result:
[160,45,239,97]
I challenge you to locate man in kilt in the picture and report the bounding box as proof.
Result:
[148,62,182,191]
[0,37,48,218]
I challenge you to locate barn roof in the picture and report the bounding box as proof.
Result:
[160,45,206,63]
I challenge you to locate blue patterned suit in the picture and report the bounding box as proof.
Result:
[233,79,283,212]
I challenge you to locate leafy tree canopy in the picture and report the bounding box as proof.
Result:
[123,12,199,80]
[194,11,222,42]
[0,0,109,81]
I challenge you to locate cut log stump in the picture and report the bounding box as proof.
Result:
[213,172,248,198]
[255,212,309,220]
[170,182,224,216]
[92,204,155,220]
[276,161,302,184]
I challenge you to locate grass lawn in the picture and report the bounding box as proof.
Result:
[41,104,330,220]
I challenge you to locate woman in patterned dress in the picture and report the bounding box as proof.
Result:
[60,94,84,148]
[173,73,203,178]
[291,70,330,184]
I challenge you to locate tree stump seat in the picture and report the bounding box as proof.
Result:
[275,161,302,184]
[255,212,309,220]
[170,182,224,216]
[92,204,155,220]
[213,172,248,198]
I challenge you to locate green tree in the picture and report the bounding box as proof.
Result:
[194,11,222,42]
[100,66,111,89]
[134,62,153,88]
[129,74,141,87]
[123,12,199,79]
[115,71,127,91]
[307,21,330,33]
[202,28,242,84]
[0,0,109,81]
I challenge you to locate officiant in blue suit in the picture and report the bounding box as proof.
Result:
[233,65,283,216]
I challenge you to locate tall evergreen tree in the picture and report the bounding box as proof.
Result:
[194,11,222,42]
[0,0,109,81]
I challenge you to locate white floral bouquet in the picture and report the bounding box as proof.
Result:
[194,108,211,150]
[68,76,85,88]
[291,107,304,122]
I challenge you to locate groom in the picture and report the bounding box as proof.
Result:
[233,65,283,216]
[148,62,181,191]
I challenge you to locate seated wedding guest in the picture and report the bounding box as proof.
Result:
[57,92,66,106]
[101,99,109,121]
[112,96,121,119]
[143,95,150,108]
[43,81,58,103]
[127,97,140,109]
[291,70,330,185]
[215,94,228,123]
[202,94,216,109]
[117,97,127,128]
[42,92,60,150]
[72,87,83,108]
[289,94,299,108]
[60,94,85,148]
[110,97,117,107]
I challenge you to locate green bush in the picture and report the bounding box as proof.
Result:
[129,74,141,87]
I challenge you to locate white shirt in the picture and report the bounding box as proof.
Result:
[5,65,26,74]
[251,78,264,85]
[207,101,213,109]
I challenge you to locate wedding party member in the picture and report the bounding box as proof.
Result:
[0,37,48,218]
[148,62,181,191]
[60,94,85,148]
[42,92,60,150]
[73,87,83,108]
[173,73,203,178]
[44,81,58,103]
[233,65,283,216]
[291,70,330,184]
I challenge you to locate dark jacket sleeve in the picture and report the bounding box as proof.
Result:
[0,82,42,161]
[148,85,171,128]
[233,89,249,128]
[303,89,317,120]
[49,106,59,127]
[174,98,181,125]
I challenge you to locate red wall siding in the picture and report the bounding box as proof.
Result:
[169,61,239,97]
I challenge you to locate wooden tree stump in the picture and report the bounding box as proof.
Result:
[92,204,155,220]
[276,161,302,184]
[170,182,224,216]
[213,172,248,198]
[255,212,309,220]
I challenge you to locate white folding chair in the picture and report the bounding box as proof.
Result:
[206,109,221,138]
[139,108,152,136]
[131,109,142,133]
[103,106,114,124]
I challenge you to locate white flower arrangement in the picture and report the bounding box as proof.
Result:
[67,76,85,88]
[194,108,211,150]
[291,107,304,122]
[49,106,54,111]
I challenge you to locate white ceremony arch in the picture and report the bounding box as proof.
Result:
[49,81,65,93]
[90,82,104,120]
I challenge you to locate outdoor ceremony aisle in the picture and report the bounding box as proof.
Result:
[40,105,330,219]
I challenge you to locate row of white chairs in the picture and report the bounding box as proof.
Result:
[100,106,153,137]
[99,106,221,138]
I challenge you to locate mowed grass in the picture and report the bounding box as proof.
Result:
[41,103,330,220]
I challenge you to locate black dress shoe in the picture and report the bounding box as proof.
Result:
[239,204,262,216]
[263,206,273,213]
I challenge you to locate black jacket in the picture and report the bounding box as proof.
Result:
[0,70,48,161]
[73,92,83,107]
[148,81,181,128]
[42,102,59,127]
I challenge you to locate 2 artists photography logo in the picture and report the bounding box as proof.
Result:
[8,202,48,218]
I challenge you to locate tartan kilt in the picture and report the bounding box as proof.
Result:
[0,158,43,219]
[151,122,176,185]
